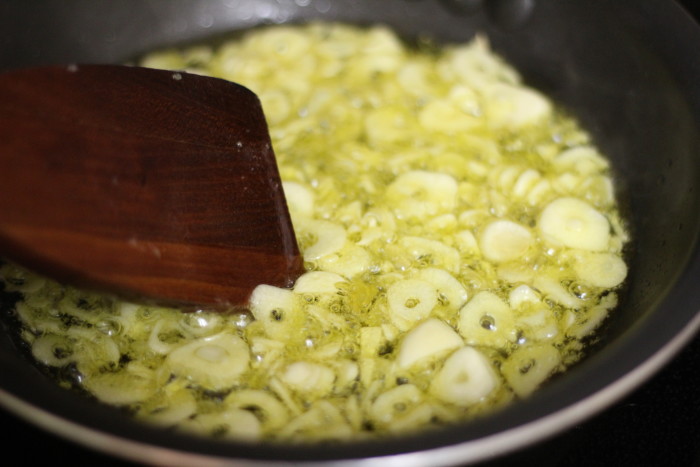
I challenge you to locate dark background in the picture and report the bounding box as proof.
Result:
[2,1,699,465]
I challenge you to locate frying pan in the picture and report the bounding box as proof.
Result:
[1,0,699,465]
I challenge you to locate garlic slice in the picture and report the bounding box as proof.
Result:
[430,346,497,406]
[573,251,628,288]
[538,197,610,251]
[293,271,347,295]
[225,389,290,431]
[397,318,463,368]
[398,236,461,273]
[249,284,301,340]
[282,181,314,218]
[387,279,438,330]
[482,82,552,129]
[386,170,458,220]
[458,291,516,347]
[371,384,423,425]
[508,284,541,309]
[416,268,469,309]
[296,219,347,261]
[479,219,533,263]
[165,332,250,390]
[181,408,261,440]
[501,343,561,397]
[281,361,336,396]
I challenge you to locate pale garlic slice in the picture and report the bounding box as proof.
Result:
[397,318,463,368]
[387,279,438,330]
[416,267,469,309]
[295,219,347,261]
[165,332,250,390]
[573,251,628,288]
[249,284,301,340]
[282,181,315,218]
[501,343,561,397]
[293,271,347,295]
[538,197,610,251]
[281,361,336,396]
[430,346,497,406]
[386,170,458,220]
[458,291,516,347]
[479,219,534,263]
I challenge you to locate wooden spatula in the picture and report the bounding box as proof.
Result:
[0,64,304,309]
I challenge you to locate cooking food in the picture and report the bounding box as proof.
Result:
[2,22,629,442]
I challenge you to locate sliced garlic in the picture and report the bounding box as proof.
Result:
[426,213,458,232]
[416,267,468,309]
[316,243,372,277]
[165,333,250,390]
[139,383,198,427]
[567,293,618,339]
[225,389,290,431]
[446,35,520,90]
[398,236,461,273]
[430,346,497,406]
[501,343,561,397]
[397,61,434,97]
[512,169,544,199]
[538,197,610,251]
[553,146,609,176]
[181,408,261,441]
[580,174,615,207]
[364,106,412,146]
[83,362,158,405]
[148,319,187,355]
[518,308,559,341]
[258,89,291,125]
[359,26,404,74]
[455,229,481,255]
[573,251,628,288]
[278,400,352,440]
[458,291,516,347]
[386,405,435,433]
[396,318,463,368]
[281,361,335,396]
[419,96,480,133]
[479,219,534,263]
[387,279,438,330]
[533,275,583,309]
[497,262,535,284]
[249,284,301,340]
[371,384,423,425]
[293,271,347,295]
[31,334,75,367]
[386,170,458,220]
[71,334,121,375]
[482,83,552,129]
[282,181,314,218]
[295,218,347,261]
[360,326,385,357]
[332,359,360,389]
[508,284,541,309]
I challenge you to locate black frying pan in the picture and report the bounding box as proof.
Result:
[0,1,699,465]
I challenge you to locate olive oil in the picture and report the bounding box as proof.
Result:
[3,23,628,442]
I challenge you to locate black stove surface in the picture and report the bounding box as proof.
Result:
[2,1,699,465]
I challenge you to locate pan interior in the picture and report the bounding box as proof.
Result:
[0,0,699,464]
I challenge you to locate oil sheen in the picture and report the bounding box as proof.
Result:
[2,23,629,442]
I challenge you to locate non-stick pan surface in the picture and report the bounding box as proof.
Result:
[0,0,699,465]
